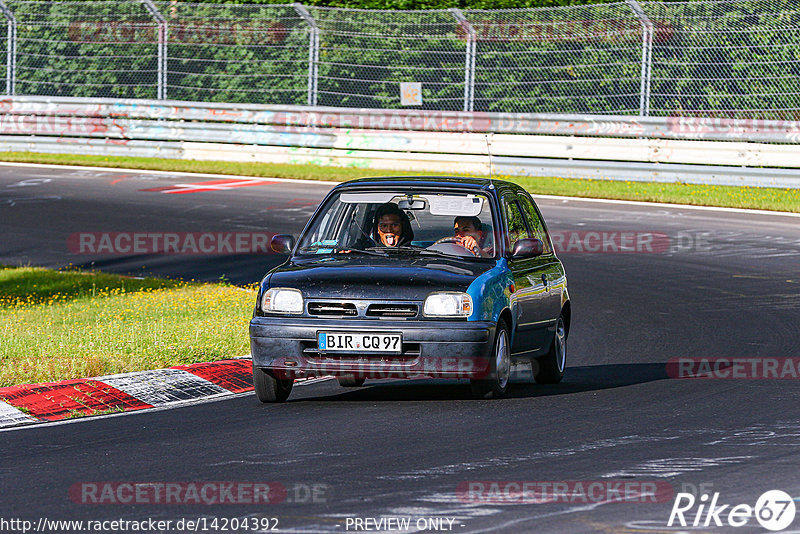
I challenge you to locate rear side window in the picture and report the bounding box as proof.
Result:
[518,194,552,254]
[502,196,530,249]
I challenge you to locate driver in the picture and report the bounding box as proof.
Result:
[372,202,415,247]
[454,216,491,257]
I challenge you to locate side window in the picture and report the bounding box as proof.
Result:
[341,203,374,247]
[503,196,531,249]
[518,194,552,254]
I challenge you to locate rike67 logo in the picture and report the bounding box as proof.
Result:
[669,490,796,531]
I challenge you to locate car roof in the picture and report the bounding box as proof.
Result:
[333,176,523,195]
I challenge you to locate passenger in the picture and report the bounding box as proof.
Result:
[372,203,415,247]
[454,215,491,257]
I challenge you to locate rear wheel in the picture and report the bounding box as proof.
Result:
[253,365,294,403]
[470,319,511,399]
[337,375,366,387]
[534,315,566,384]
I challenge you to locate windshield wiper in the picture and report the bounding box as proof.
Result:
[366,245,419,254]
[345,247,389,257]
[367,246,454,258]
[299,244,388,257]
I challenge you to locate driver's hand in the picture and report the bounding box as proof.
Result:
[458,236,479,252]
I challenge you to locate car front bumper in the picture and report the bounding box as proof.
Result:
[250,316,496,379]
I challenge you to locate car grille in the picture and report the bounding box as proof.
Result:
[306,301,420,318]
[366,304,418,318]
[307,302,357,317]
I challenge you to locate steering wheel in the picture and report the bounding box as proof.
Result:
[432,236,480,256]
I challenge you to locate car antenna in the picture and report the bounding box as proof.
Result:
[484,133,494,181]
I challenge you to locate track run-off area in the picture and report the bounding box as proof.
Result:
[2,163,800,533]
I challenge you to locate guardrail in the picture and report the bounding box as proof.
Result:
[1,96,799,189]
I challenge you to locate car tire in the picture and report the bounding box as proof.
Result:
[253,365,294,403]
[470,319,511,399]
[534,315,567,384]
[337,375,366,387]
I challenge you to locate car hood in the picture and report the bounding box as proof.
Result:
[266,254,494,300]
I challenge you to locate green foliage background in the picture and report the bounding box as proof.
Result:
[2,0,799,119]
[174,0,626,8]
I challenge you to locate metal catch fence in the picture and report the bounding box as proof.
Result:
[0,0,797,119]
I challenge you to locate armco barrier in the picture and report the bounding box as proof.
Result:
[4,96,800,143]
[1,96,799,189]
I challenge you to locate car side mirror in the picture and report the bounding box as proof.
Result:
[511,238,544,259]
[271,234,295,254]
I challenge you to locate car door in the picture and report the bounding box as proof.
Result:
[503,195,550,355]
[518,192,564,335]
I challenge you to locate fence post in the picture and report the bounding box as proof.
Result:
[450,8,475,113]
[626,0,653,116]
[294,3,319,107]
[140,0,167,100]
[0,0,16,96]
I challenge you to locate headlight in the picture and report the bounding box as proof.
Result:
[261,288,303,314]
[423,292,473,317]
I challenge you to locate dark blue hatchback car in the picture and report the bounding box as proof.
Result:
[250,177,570,401]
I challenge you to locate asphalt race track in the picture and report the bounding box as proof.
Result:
[2,163,800,533]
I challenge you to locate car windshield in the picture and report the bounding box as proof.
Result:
[297,190,497,259]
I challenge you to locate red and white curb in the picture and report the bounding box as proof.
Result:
[0,358,327,429]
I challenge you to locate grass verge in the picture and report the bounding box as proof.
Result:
[0,266,255,387]
[1,151,798,213]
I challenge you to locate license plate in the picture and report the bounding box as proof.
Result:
[317,332,402,353]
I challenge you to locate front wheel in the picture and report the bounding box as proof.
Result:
[534,315,567,384]
[470,319,511,399]
[253,365,294,403]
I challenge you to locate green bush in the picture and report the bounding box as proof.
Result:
[3,0,798,119]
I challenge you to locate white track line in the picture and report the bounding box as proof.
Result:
[532,193,800,218]
[0,161,341,186]
[0,161,797,218]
